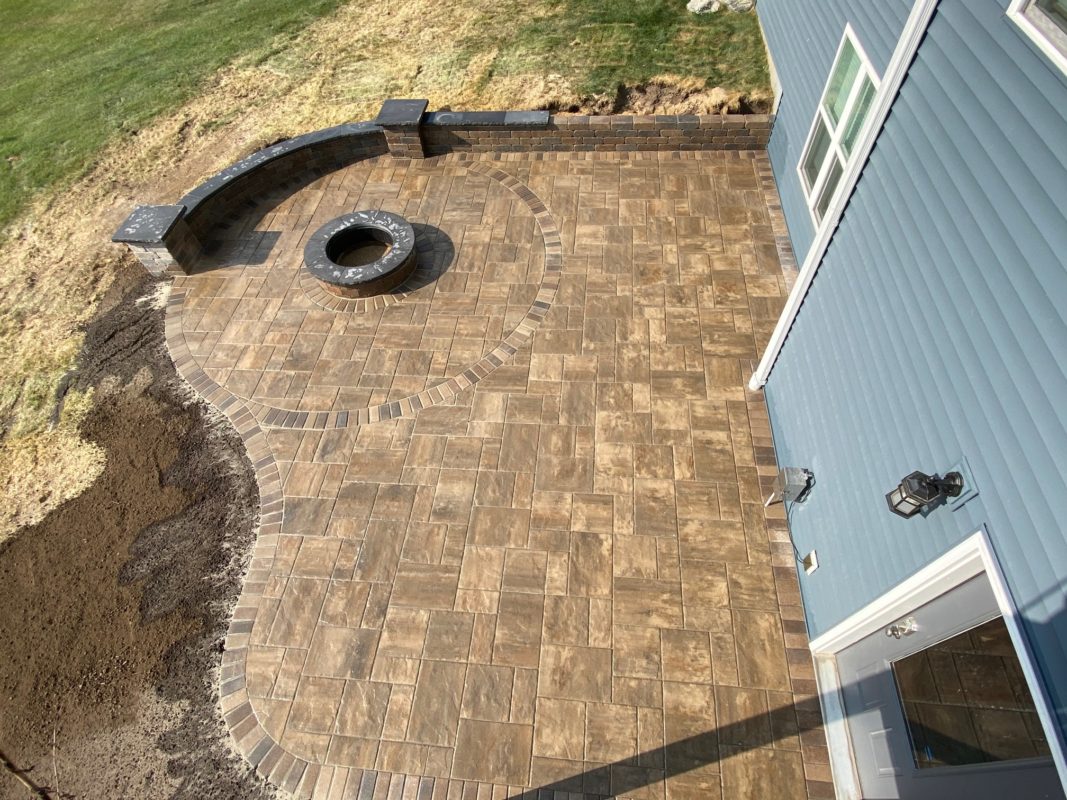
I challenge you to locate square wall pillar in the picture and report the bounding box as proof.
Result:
[112,204,201,275]
[375,99,429,158]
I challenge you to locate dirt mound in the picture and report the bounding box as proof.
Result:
[0,261,268,800]
[540,75,771,115]
[617,75,771,114]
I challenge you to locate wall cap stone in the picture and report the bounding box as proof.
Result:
[178,121,382,214]
[375,99,428,127]
[112,204,186,245]
[424,110,550,127]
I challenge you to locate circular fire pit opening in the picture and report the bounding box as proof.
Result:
[326,227,392,267]
[304,210,417,298]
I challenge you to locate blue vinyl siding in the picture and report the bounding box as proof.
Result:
[763,0,1067,742]
[758,0,912,258]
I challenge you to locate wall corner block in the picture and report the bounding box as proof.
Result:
[375,99,429,159]
[112,204,201,276]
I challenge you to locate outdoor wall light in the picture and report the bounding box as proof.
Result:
[885,470,965,518]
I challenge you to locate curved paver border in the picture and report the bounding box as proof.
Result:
[155,149,819,800]
[167,157,563,431]
[161,154,570,798]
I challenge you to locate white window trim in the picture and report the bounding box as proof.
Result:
[796,25,881,228]
[808,529,1067,798]
[750,0,941,391]
[1009,0,1067,75]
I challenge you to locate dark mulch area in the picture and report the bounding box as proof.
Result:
[0,260,273,799]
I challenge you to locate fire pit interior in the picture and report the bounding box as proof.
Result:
[304,210,417,298]
[326,227,392,267]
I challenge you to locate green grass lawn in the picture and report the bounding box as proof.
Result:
[0,0,768,232]
[469,0,769,100]
[0,0,346,233]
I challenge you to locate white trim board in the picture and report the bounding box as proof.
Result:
[809,530,1067,792]
[813,654,863,800]
[748,0,942,390]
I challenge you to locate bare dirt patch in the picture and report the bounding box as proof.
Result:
[0,260,269,800]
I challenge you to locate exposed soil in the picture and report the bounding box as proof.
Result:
[549,76,772,116]
[0,258,272,800]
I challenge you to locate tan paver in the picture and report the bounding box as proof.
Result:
[175,151,825,798]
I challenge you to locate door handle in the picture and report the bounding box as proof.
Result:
[885,617,918,639]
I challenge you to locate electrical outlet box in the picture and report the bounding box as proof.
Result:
[802,550,819,574]
[765,467,814,506]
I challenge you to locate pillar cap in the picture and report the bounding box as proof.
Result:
[112,204,186,244]
[375,99,428,127]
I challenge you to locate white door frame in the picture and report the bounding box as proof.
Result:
[808,529,1067,799]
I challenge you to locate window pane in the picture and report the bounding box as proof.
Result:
[1035,0,1067,30]
[823,40,861,126]
[814,157,844,221]
[802,118,831,191]
[841,76,877,156]
[893,617,1052,769]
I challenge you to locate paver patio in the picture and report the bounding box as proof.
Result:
[171,149,829,798]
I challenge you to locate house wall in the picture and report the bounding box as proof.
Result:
[757,0,912,258]
[761,0,1067,742]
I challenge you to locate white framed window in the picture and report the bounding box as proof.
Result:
[1009,0,1067,75]
[797,26,880,226]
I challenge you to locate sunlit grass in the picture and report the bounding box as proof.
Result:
[0,0,346,233]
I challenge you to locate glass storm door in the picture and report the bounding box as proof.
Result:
[836,574,1064,799]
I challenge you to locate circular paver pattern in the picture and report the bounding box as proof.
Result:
[168,158,563,429]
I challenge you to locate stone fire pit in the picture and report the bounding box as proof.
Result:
[304,210,417,298]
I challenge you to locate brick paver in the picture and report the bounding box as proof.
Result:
[172,150,826,799]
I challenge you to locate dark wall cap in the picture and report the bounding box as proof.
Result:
[375,99,429,127]
[423,110,550,127]
[112,204,186,244]
[504,111,551,126]
[178,121,383,212]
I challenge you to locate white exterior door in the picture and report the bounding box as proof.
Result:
[836,574,1064,799]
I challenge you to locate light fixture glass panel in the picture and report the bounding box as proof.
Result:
[802,119,831,191]
[824,40,862,126]
[815,157,845,221]
[841,76,877,156]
